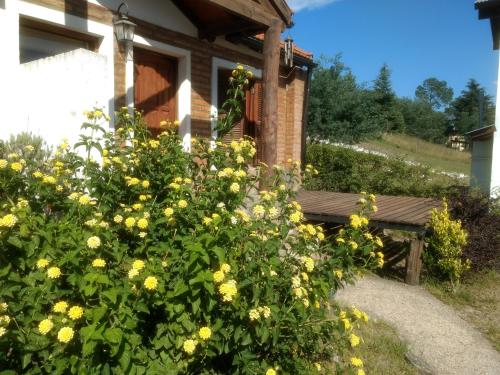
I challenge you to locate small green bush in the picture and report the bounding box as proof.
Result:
[424,201,470,287]
[0,107,383,374]
[0,132,52,165]
[304,143,460,198]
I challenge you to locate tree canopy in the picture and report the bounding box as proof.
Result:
[307,56,494,144]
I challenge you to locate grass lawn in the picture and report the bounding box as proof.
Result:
[344,318,419,375]
[360,133,471,176]
[424,270,500,351]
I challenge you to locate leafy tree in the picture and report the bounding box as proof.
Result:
[373,63,395,106]
[449,79,495,134]
[370,64,405,133]
[398,98,448,143]
[308,55,372,142]
[415,78,454,110]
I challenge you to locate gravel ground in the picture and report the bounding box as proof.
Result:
[335,275,500,375]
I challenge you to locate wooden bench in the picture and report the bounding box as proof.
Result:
[296,190,441,285]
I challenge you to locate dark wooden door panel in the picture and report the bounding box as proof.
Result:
[134,48,177,135]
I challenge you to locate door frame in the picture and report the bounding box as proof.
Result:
[128,35,191,150]
[211,57,262,141]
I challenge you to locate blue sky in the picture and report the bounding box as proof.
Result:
[287,0,499,99]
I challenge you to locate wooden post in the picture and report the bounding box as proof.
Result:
[261,18,282,169]
[405,235,425,285]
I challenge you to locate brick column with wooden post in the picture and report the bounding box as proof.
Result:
[261,18,282,169]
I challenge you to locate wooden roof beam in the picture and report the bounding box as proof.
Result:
[203,0,286,29]
[199,21,261,40]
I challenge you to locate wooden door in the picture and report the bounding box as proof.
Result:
[134,48,177,136]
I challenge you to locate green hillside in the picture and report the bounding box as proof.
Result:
[360,134,471,176]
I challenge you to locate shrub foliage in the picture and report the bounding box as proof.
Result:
[424,201,470,287]
[0,107,383,373]
[448,190,500,271]
[305,143,459,198]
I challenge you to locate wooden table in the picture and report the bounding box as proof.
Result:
[296,190,441,285]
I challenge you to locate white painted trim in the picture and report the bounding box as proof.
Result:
[211,57,262,140]
[17,0,115,127]
[132,34,192,151]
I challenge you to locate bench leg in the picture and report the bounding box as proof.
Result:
[405,237,424,285]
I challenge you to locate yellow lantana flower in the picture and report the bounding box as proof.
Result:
[78,195,91,205]
[144,276,158,291]
[350,357,363,367]
[92,258,106,268]
[10,162,23,172]
[213,271,225,283]
[219,280,238,302]
[68,306,84,320]
[350,333,360,347]
[57,326,74,343]
[53,301,69,313]
[47,267,61,279]
[249,309,260,321]
[198,326,212,340]
[137,218,148,230]
[38,319,54,335]
[36,258,49,269]
[289,211,302,223]
[125,217,136,228]
[229,182,240,193]
[220,263,231,273]
[266,369,277,375]
[132,260,145,270]
[128,269,139,279]
[252,205,265,218]
[178,199,188,208]
[0,214,18,228]
[87,236,101,249]
[301,256,314,272]
[164,208,174,217]
[183,339,197,354]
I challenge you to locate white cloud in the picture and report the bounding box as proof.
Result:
[287,0,340,12]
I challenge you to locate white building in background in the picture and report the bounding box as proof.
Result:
[475,0,500,197]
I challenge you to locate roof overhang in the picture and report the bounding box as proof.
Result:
[466,124,497,140]
[172,0,293,41]
[476,0,500,49]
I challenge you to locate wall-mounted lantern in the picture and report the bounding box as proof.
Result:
[113,2,136,45]
[284,36,294,67]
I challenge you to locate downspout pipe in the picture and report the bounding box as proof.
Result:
[301,63,314,166]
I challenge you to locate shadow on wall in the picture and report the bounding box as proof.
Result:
[0,0,5,9]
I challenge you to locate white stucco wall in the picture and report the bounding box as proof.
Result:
[18,49,108,149]
[491,54,500,196]
[0,0,115,150]
[470,137,494,194]
[90,0,198,37]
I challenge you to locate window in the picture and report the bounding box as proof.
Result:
[19,18,98,64]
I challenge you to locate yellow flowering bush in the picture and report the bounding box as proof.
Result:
[0,108,381,374]
[424,200,470,287]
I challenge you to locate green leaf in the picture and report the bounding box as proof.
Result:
[102,289,118,304]
[104,328,123,345]
[7,236,22,248]
[22,353,32,369]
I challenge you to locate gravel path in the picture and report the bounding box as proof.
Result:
[335,275,500,375]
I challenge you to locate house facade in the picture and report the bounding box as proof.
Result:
[0,0,313,166]
[475,0,500,196]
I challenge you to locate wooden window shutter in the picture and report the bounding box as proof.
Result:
[218,69,243,143]
[246,81,263,163]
